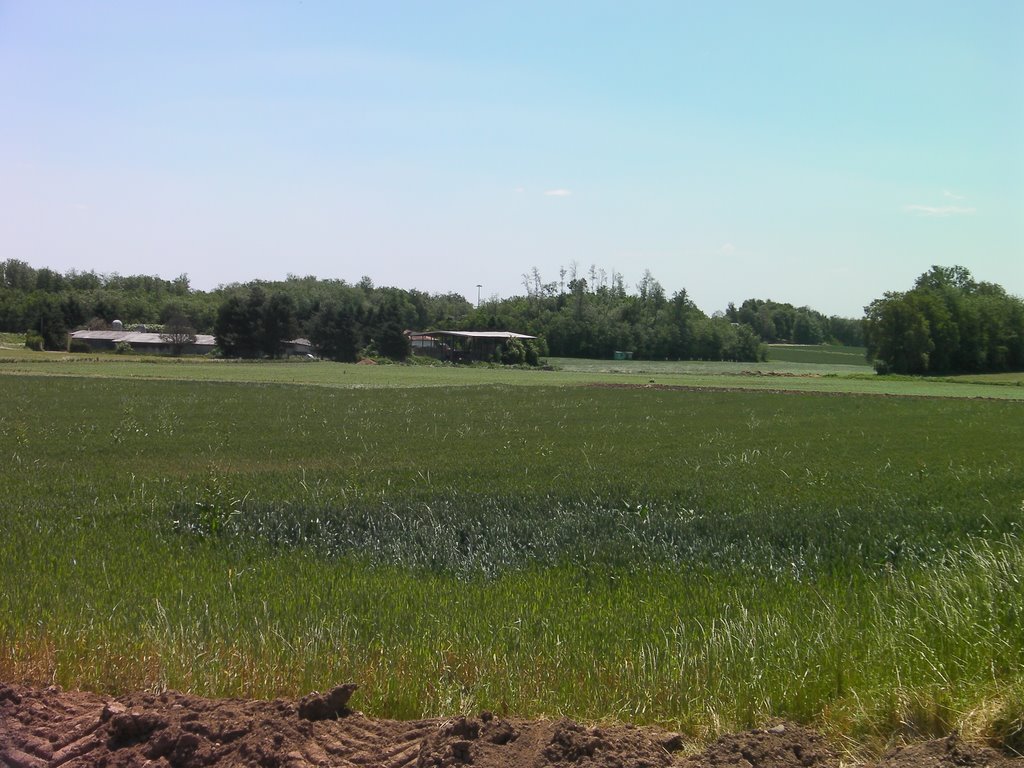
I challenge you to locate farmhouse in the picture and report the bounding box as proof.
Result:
[407,329,536,363]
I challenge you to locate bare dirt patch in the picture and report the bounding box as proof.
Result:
[2,682,1019,768]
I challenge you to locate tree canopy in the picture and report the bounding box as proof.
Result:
[0,258,872,363]
[865,266,1024,374]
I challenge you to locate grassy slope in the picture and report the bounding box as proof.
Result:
[1,367,1022,745]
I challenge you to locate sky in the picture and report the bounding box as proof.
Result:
[1,1,1022,317]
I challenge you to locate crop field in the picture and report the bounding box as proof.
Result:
[947,371,1024,387]
[3,352,1024,400]
[1,363,1023,747]
[766,344,871,367]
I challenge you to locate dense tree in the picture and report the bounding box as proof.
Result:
[214,293,261,358]
[24,294,69,350]
[1,258,873,364]
[865,266,1024,374]
[259,292,298,358]
[369,295,413,361]
[160,314,198,356]
[376,322,411,360]
[864,292,935,374]
[462,266,771,362]
[728,298,844,345]
[1,260,37,291]
[308,303,359,362]
[212,287,298,358]
[825,315,865,347]
[0,260,216,334]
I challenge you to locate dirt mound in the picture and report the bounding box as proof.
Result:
[870,733,1020,768]
[1,682,1019,768]
[684,723,837,768]
[0,683,680,768]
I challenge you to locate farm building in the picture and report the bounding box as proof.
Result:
[69,330,216,356]
[69,330,314,357]
[407,330,536,363]
[283,338,315,357]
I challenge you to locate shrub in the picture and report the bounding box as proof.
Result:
[24,332,44,351]
[525,342,539,367]
[377,322,411,361]
[68,339,92,353]
[114,341,133,355]
[501,338,527,365]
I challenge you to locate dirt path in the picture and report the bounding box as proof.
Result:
[1,682,1018,768]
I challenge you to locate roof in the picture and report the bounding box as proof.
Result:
[70,330,216,345]
[70,331,312,347]
[415,330,536,340]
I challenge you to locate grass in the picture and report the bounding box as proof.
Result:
[3,352,1023,399]
[947,371,1024,387]
[766,343,871,367]
[0,331,37,359]
[1,371,1023,749]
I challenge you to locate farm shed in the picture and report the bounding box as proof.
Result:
[407,330,536,363]
[69,330,216,356]
[69,330,315,357]
[283,338,315,357]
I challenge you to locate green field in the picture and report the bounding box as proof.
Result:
[948,371,1024,387]
[1,358,1023,749]
[766,343,871,367]
[4,350,1023,400]
[0,332,35,359]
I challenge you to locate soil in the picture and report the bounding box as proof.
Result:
[2,682,1020,768]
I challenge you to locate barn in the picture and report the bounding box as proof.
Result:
[407,330,536,363]
[68,330,314,357]
[68,330,216,355]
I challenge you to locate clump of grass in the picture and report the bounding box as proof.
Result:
[166,492,1021,579]
[988,696,1024,755]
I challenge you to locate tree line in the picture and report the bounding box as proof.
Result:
[0,261,472,360]
[458,267,863,361]
[1,258,869,363]
[865,266,1024,374]
[725,299,863,347]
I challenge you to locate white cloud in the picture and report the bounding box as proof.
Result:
[720,242,736,253]
[943,189,966,200]
[904,204,976,217]
[513,186,525,193]
[543,189,571,197]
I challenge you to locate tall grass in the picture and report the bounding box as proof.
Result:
[1,375,1022,743]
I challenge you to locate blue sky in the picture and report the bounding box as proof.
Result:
[2,1,1021,317]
